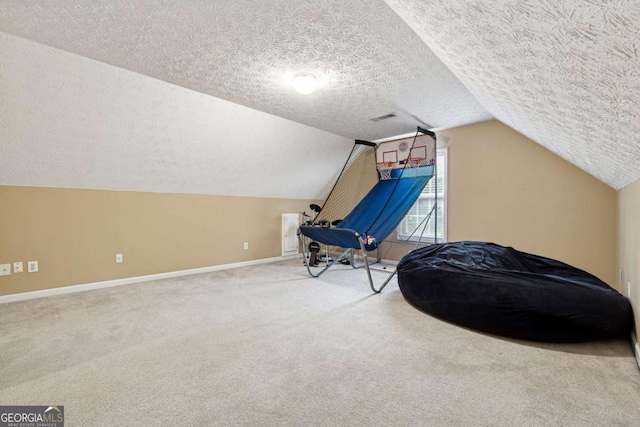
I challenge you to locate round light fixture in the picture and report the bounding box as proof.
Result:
[293,73,317,94]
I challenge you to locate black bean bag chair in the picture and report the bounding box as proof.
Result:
[397,241,632,343]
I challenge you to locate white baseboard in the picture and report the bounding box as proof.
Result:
[0,254,300,305]
[632,332,640,370]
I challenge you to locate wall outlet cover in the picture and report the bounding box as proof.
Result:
[0,264,11,276]
[27,261,38,273]
[116,253,123,263]
[243,242,249,250]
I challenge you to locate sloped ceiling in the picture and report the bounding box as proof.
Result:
[0,0,490,142]
[0,33,352,199]
[385,0,640,190]
[1,1,638,192]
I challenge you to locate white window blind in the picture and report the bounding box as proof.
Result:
[397,148,447,243]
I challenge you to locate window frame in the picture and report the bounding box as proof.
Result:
[396,147,448,244]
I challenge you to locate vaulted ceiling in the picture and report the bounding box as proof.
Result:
[0,0,638,190]
[0,0,491,141]
[386,0,640,190]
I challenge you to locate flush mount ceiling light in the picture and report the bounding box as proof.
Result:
[293,73,317,94]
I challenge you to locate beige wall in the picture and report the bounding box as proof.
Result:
[618,179,639,334]
[0,120,620,298]
[0,186,312,296]
[381,120,617,286]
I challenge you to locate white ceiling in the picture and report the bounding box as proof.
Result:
[0,1,638,190]
[0,0,491,142]
[0,33,353,199]
[386,0,640,189]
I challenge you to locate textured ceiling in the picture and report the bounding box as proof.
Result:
[1,1,638,190]
[385,0,640,189]
[0,0,491,142]
[0,33,353,199]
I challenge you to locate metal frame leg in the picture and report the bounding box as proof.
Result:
[298,232,353,278]
[297,230,397,294]
[359,239,397,293]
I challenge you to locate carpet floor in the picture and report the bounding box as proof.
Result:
[1,259,639,426]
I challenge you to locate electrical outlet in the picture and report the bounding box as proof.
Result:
[13,262,23,273]
[243,242,249,250]
[27,261,38,273]
[0,264,10,276]
[115,253,123,263]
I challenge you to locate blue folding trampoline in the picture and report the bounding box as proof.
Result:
[298,127,437,293]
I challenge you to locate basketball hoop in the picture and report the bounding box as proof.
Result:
[405,157,427,168]
[377,161,394,180]
[403,157,431,178]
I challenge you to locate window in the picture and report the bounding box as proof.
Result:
[397,148,447,243]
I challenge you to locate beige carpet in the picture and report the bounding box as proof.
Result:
[1,259,639,426]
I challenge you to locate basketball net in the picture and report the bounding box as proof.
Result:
[376,161,394,180]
